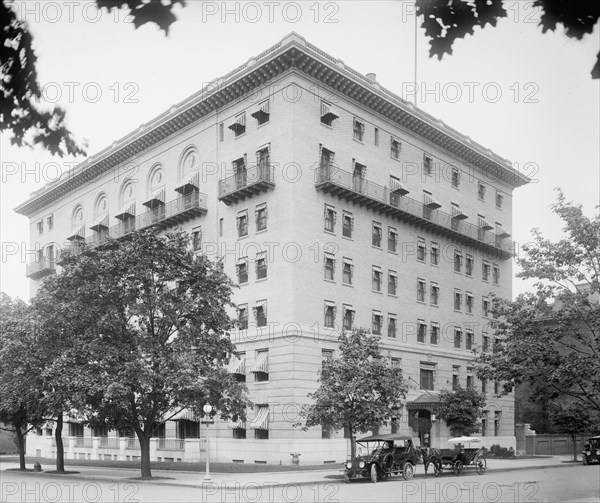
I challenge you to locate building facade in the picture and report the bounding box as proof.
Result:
[17,33,528,465]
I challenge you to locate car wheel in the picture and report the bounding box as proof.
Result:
[370,463,378,483]
[476,456,487,475]
[402,462,415,480]
[343,470,352,483]
[453,460,463,476]
[382,453,395,473]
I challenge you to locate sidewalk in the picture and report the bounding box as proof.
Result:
[0,455,576,489]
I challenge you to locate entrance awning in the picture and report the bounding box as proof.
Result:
[406,392,440,412]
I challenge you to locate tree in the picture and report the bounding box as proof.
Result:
[416,0,600,79]
[35,229,248,478]
[298,329,407,460]
[477,190,600,414]
[0,293,46,470]
[437,386,487,437]
[549,403,594,461]
[0,0,185,156]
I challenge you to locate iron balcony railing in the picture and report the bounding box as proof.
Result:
[98,437,120,449]
[25,258,56,279]
[218,164,274,204]
[56,192,207,263]
[74,436,93,448]
[316,166,512,257]
[157,438,185,451]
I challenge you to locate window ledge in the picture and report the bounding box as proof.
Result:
[323,278,336,284]
[255,278,268,283]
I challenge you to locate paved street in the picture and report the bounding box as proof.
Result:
[1,460,598,502]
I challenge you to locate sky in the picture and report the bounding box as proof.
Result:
[1,0,599,302]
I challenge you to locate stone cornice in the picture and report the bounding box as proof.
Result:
[15,32,529,217]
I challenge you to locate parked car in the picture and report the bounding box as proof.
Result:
[582,436,600,465]
[344,434,419,483]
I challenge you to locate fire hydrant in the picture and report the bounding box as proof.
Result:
[290,453,301,465]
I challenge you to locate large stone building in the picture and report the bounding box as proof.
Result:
[17,33,528,464]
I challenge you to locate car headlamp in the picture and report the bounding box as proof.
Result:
[359,461,365,468]
[346,462,352,469]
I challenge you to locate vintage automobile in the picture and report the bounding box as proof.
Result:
[582,436,600,465]
[343,434,419,483]
[422,437,487,476]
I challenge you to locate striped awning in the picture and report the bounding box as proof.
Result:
[228,356,246,375]
[90,214,109,231]
[143,188,165,208]
[452,206,468,220]
[175,172,200,194]
[67,225,85,241]
[115,202,136,221]
[251,101,270,119]
[228,418,247,430]
[320,102,339,121]
[496,226,510,238]
[390,177,409,195]
[249,406,269,430]
[170,409,199,421]
[228,113,246,132]
[479,218,493,230]
[424,194,441,209]
[250,351,268,374]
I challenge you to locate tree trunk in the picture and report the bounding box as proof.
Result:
[15,427,26,470]
[138,433,152,478]
[571,434,578,462]
[348,422,356,460]
[55,414,65,473]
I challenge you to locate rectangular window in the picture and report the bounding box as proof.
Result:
[388,315,397,338]
[229,112,246,137]
[388,271,397,296]
[430,283,439,305]
[47,215,54,231]
[353,161,366,192]
[238,305,248,329]
[466,330,474,350]
[256,253,267,280]
[320,101,339,126]
[454,327,462,348]
[237,210,248,237]
[454,250,462,272]
[319,146,335,173]
[496,191,504,209]
[430,242,439,265]
[372,311,383,335]
[483,335,490,352]
[374,127,379,146]
[324,253,335,281]
[256,203,267,232]
[465,254,474,276]
[324,204,336,233]
[430,323,439,345]
[372,267,382,292]
[466,293,474,314]
[478,214,490,240]
[237,259,248,284]
[343,305,354,330]
[36,220,43,235]
[483,298,490,318]
[417,321,427,343]
[253,405,269,437]
[452,366,460,390]
[478,182,486,200]
[482,379,488,394]
[353,118,365,142]
[390,137,401,159]
[423,154,433,175]
[417,238,426,262]
[494,381,500,395]
[256,145,270,176]
[454,290,462,311]
[342,211,353,238]
[372,222,382,247]
[391,358,401,369]
[466,368,473,389]
[388,227,398,252]
[420,363,435,391]
[324,301,336,328]
[417,278,426,302]
[342,258,353,285]
[219,218,224,237]
[219,122,224,142]
[451,168,460,188]
[493,265,500,285]
[494,411,501,436]
[254,301,267,327]
[422,191,434,220]
[192,226,202,251]
[482,261,491,281]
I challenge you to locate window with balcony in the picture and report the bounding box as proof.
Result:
[353,118,365,142]
[229,112,246,137]
[466,329,474,350]
[423,190,435,219]
[237,259,248,284]
[388,271,397,296]
[372,267,382,292]
[319,146,335,175]
[257,145,270,178]
[454,290,462,311]
[256,253,267,280]
[430,242,439,265]
[324,252,335,281]
[417,320,427,343]
[352,160,366,193]
[372,311,383,335]
[324,301,336,328]
[237,210,249,237]
[342,258,353,285]
[254,301,267,327]
[417,278,426,302]
[388,227,398,252]
[454,250,463,272]
[478,214,491,240]
[466,293,474,314]
[372,222,382,247]
[342,305,355,330]
[430,323,439,345]
[255,203,267,232]
[420,363,435,390]
[430,283,439,305]
[342,211,353,238]
[192,226,202,251]
[390,137,401,159]
[454,327,462,348]
[388,315,397,338]
[320,101,339,126]
[423,153,433,175]
[465,254,474,276]
[238,305,248,329]
[233,156,247,189]
[482,261,491,281]
[417,238,426,262]
[478,182,486,200]
[324,204,336,233]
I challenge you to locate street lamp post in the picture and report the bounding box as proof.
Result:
[203,404,213,481]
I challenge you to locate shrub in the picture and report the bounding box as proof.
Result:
[488,444,515,458]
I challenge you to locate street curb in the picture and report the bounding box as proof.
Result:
[2,463,573,490]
